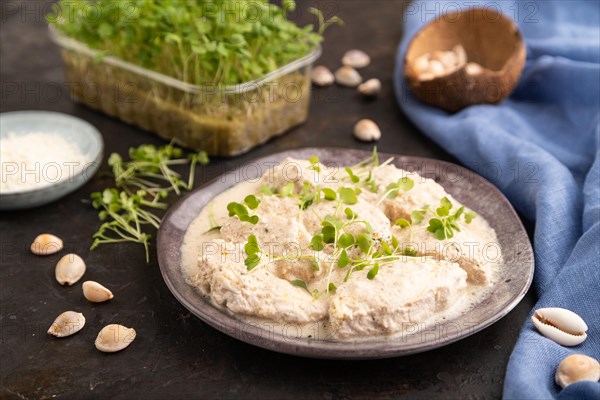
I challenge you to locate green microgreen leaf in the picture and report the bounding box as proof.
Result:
[345,167,360,183]
[464,211,477,224]
[338,249,350,268]
[381,241,393,256]
[398,177,415,191]
[356,233,372,254]
[245,254,261,271]
[322,188,336,201]
[310,234,324,251]
[227,202,248,218]
[367,263,379,280]
[395,218,411,228]
[291,279,310,293]
[244,234,260,255]
[338,233,355,248]
[308,156,321,173]
[328,283,337,293]
[344,207,357,219]
[391,235,399,249]
[402,247,417,256]
[411,210,425,224]
[244,195,260,210]
[339,187,358,205]
[260,185,275,196]
[322,226,336,243]
[280,182,295,197]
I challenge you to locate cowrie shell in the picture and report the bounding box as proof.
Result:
[555,354,600,389]
[82,281,114,303]
[55,254,86,286]
[342,50,370,69]
[47,311,85,338]
[31,233,63,255]
[95,324,136,353]
[335,66,363,87]
[531,308,587,346]
[311,66,334,86]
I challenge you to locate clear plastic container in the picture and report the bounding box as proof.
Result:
[49,27,321,156]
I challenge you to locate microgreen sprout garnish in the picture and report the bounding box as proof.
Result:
[338,187,358,205]
[376,177,415,206]
[91,143,208,262]
[345,167,360,183]
[227,195,261,224]
[291,279,310,292]
[243,235,263,271]
[425,197,476,240]
[309,156,321,173]
[290,279,322,300]
[50,1,343,86]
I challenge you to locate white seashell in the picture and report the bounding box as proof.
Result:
[555,354,600,389]
[465,62,483,75]
[82,281,114,303]
[417,72,436,81]
[47,311,85,338]
[335,66,363,87]
[55,253,86,286]
[95,324,136,353]
[311,65,334,86]
[531,308,588,346]
[429,60,445,77]
[353,119,381,142]
[342,49,370,69]
[413,53,431,74]
[431,50,456,69]
[358,78,381,97]
[31,233,63,255]
[453,44,467,67]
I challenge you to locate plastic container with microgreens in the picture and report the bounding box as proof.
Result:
[47,0,342,156]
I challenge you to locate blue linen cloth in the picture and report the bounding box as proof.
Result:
[394,1,600,398]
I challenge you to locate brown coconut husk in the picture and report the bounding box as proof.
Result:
[404,7,526,112]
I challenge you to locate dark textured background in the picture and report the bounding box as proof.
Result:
[0,1,535,398]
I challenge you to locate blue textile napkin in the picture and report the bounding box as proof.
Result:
[394,1,600,398]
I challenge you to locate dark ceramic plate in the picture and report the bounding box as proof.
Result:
[157,148,534,359]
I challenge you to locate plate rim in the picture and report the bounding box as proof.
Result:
[157,147,534,359]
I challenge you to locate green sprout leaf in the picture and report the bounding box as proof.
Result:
[464,211,477,224]
[310,234,324,251]
[339,187,358,205]
[338,233,355,248]
[328,282,337,293]
[344,207,357,219]
[395,218,411,228]
[356,233,372,254]
[308,156,321,172]
[322,226,336,243]
[291,279,310,293]
[345,167,360,183]
[338,249,350,268]
[245,254,261,271]
[322,188,336,201]
[260,185,275,196]
[402,246,418,256]
[244,194,260,210]
[367,263,379,280]
[411,210,425,224]
[280,182,295,197]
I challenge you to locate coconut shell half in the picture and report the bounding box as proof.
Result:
[404,8,526,112]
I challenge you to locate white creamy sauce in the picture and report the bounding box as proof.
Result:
[181,158,502,341]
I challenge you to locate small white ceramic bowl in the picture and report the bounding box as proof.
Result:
[0,111,103,210]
